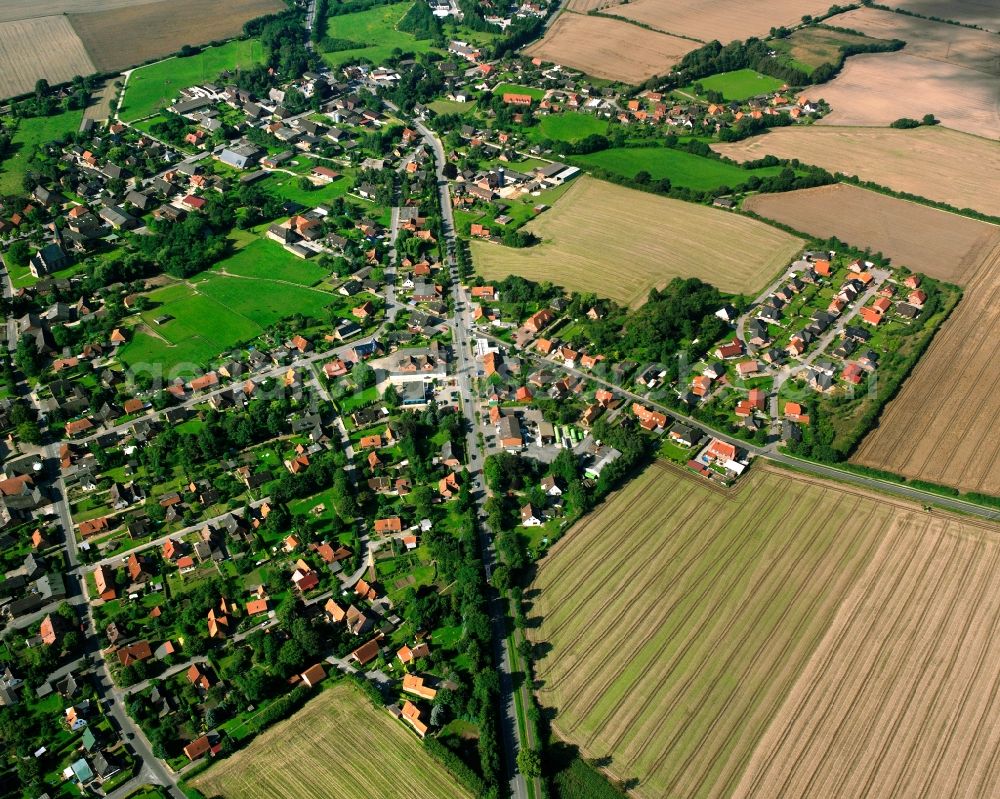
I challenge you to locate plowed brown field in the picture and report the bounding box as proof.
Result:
[714,126,1000,218]
[613,0,832,41]
[734,506,1000,798]
[522,12,694,83]
[70,0,284,72]
[531,462,1000,798]
[886,0,999,32]
[852,236,1000,495]
[742,184,1000,283]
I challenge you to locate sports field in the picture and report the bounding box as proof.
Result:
[534,112,609,143]
[119,272,332,372]
[0,109,83,195]
[685,69,784,101]
[120,39,267,121]
[191,683,471,799]
[714,125,1000,218]
[530,462,1000,798]
[575,146,788,190]
[471,176,802,306]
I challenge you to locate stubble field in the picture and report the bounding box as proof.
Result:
[830,7,1000,74]
[530,462,1000,798]
[884,0,1000,31]
[714,126,1000,218]
[0,16,95,99]
[612,0,832,41]
[742,183,1000,282]
[191,683,471,799]
[0,0,162,23]
[69,0,284,72]
[472,176,802,306]
[522,12,695,83]
[852,236,1000,496]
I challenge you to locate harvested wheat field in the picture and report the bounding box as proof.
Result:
[887,0,1000,32]
[743,184,999,282]
[852,236,1000,496]
[191,682,471,799]
[0,16,95,100]
[829,7,1000,76]
[522,13,694,83]
[733,492,1000,798]
[613,0,831,42]
[472,177,801,305]
[70,0,284,72]
[0,0,162,23]
[715,126,1000,218]
[530,462,1000,798]
[815,51,999,140]
[531,462,1000,798]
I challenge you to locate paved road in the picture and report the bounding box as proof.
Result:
[412,113,533,799]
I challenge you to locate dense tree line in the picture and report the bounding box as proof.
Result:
[398,1,442,40]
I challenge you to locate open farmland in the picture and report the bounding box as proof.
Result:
[828,7,1000,75]
[69,0,283,73]
[191,683,471,799]
[471,176,802,306]
[742,183,1000,282]
[612,0,832,41]
[884,0,1000,32]
[120,39,266,121]
[812,53,999,139]
[522,13,694,84]
[319,2,438,68]
[0,0,163,22]
[715,126,1000,218]
[733,483,1000,798]
[0,16,95,100]
[528,463,884,798]
[852,236,1000,496]
[530,462,1000,798]
[770,25,892,72]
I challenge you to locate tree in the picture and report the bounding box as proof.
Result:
[442,161,458,179]
[6,240,29,267]
[353,361,375,389]
[383,383,400,409]
[490,564,510,592]
[517,747,542,778]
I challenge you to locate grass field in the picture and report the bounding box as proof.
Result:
[575,146,787,189]
[262,169,352,206]
[742,183,1000,283]
[319,2,436,68]
[119,272,332,372]
[471,176,802,306]
[428,99,475,115]
[770,25,886,73]
[213,237,329,286]
[493,82,546,101]
[714,125,1000,218]
[685,69,784,101]
[852,235,1000,496]
[120,39,266,121]
[534,112,609,143]
[530,461,1000,798]
[0,108,84,195]
[191,682,471,799]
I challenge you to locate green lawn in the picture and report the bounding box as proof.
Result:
[0,109,84,195]
[120,39,267,121]
[214,237,329,286]
[119,273,333,372]
[684,69,785,101]
[319,2,437,67]
[262,168,353,206]
[574,146,787,190]
[493,82,546,101]
[428,99,475,116]
[534,112,608,143]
